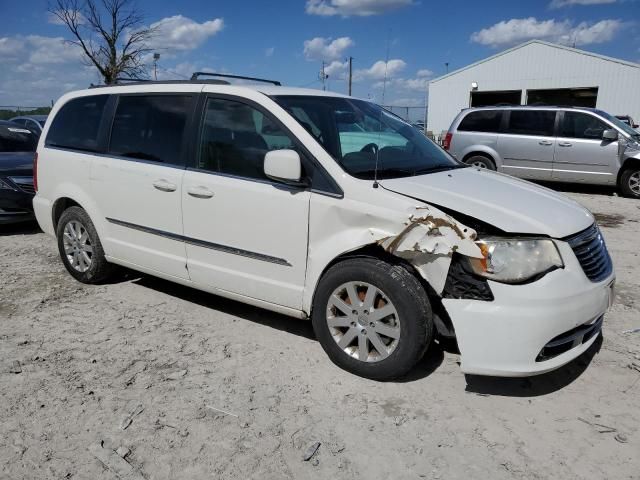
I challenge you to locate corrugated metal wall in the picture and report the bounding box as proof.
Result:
[427,41,640,134]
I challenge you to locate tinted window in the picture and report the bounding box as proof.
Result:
[0,126,37,152]
[46,95,108,151]
[109,95,193,164]
[197,98,296,181]
[458,110,502,133]
[505,110,556,136]
[561,112,609,140]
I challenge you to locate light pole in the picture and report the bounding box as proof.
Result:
[153,53,160,80]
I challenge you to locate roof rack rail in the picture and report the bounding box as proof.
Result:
[190,72,281,86]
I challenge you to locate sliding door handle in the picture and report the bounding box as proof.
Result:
[558,142,573,147]
[187,186,214,199]
[153,179,177,192]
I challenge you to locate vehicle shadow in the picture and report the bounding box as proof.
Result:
[131,274,316,340]
[463,333,603,397]
[0,221,41,236]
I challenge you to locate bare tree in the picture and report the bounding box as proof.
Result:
[49,0,155,84]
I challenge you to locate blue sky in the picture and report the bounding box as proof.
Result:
[1,0,638,109]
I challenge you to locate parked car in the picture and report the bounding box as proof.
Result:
[445,106,640,198]
[0,121,37,224]
[8,114,48,133]
[615,115,639,129]
[33,78,614,379]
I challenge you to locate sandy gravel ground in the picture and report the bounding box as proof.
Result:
[1,187,639,480]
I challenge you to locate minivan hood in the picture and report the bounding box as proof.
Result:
[380,168,593,238]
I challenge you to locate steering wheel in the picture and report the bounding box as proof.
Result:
[360,143,378,154]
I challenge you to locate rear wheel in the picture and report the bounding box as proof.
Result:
[464,155,495,170]
[312,258,433,380]
[619,166,640,198]
[56,206,114,283]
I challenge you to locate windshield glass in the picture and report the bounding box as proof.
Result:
[596,110,640,138]
[273,95,461,179]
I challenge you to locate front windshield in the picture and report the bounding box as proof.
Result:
[273,95,462,180]
[597,110,640,138]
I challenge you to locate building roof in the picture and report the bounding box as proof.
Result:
[430,40,640,84]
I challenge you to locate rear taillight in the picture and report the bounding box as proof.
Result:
[443,132,453,151]
[33,152,38,192]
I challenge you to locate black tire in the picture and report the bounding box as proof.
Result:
[311,257,433,380]
[464,155,495,170]
[619,165,640,199]
[56,206,114,284]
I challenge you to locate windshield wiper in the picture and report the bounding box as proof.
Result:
[411,164,467,176]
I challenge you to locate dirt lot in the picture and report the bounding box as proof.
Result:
[1,187,640,480]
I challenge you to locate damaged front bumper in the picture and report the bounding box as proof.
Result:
[442,241,614,377]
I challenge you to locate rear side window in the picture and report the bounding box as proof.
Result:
[109,95,194,165]
[505,110,556,137]
[560,112,608,140]
[46,95,108,151]
[458,110,502,133]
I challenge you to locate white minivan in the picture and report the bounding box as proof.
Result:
[33,75,615,380]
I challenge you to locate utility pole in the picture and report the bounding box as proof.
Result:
[153,53,160,80]
[348,56,353,96]
[445,62,449,74]
[319,61,329,90]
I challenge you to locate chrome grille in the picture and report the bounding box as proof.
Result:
[566,224,612,282]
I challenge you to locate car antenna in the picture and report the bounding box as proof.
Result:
[373,28,391,189]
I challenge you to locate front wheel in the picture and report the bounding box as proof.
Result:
[312,258,433,380]
[619,166,640,198]
[464,155,495,170]
[56,206,114,284]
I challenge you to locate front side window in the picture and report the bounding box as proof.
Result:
[458,110,502,133]
[197,98,296,181]
[45,95,108,151]
[560,112,609,140]
[273,96,460,180]
[109,95,194,164]
[505,110,556,137]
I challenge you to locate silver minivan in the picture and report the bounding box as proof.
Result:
[445,106,640,198]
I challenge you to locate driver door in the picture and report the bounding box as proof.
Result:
[182,95,311,310]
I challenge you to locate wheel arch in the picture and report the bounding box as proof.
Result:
[617,157,640,185]
[462,151,497,169]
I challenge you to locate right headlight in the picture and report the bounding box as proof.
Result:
[468,237,564,284]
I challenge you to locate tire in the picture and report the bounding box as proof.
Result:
[619,165,640,199]
[311,257,433,380]
[56,206,114,284]
[464,155,495,170]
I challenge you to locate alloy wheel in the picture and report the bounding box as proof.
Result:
[62,220,93,273]
[326,281,400,363]
[629,171,640,195]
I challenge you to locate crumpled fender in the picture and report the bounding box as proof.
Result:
[377,206,483,294]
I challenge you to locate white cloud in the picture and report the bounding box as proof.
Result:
[324,60,349,77]
[0,34,98,106]
[265,47,275,57]
[470,17,624,47]
[306,0,414,16]
[148,15,224,53]
[416,69,433,78]
[47,10,85,25]
[303,36,354,60]
[355,58,406,80]
[549,0,616,8]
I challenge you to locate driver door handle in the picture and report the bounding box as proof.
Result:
[538,140,553,146]
[187,186,214,199]
[153,179,177,192]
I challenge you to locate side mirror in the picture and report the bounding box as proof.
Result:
[602,129,618,141]
[633,124,639,129]
[264,149,307,187]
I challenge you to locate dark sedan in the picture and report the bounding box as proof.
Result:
[0,121,38,224]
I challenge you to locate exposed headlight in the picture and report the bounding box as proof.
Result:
[469,238,563,284]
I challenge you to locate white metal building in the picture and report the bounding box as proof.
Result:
[427,40,640,135]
